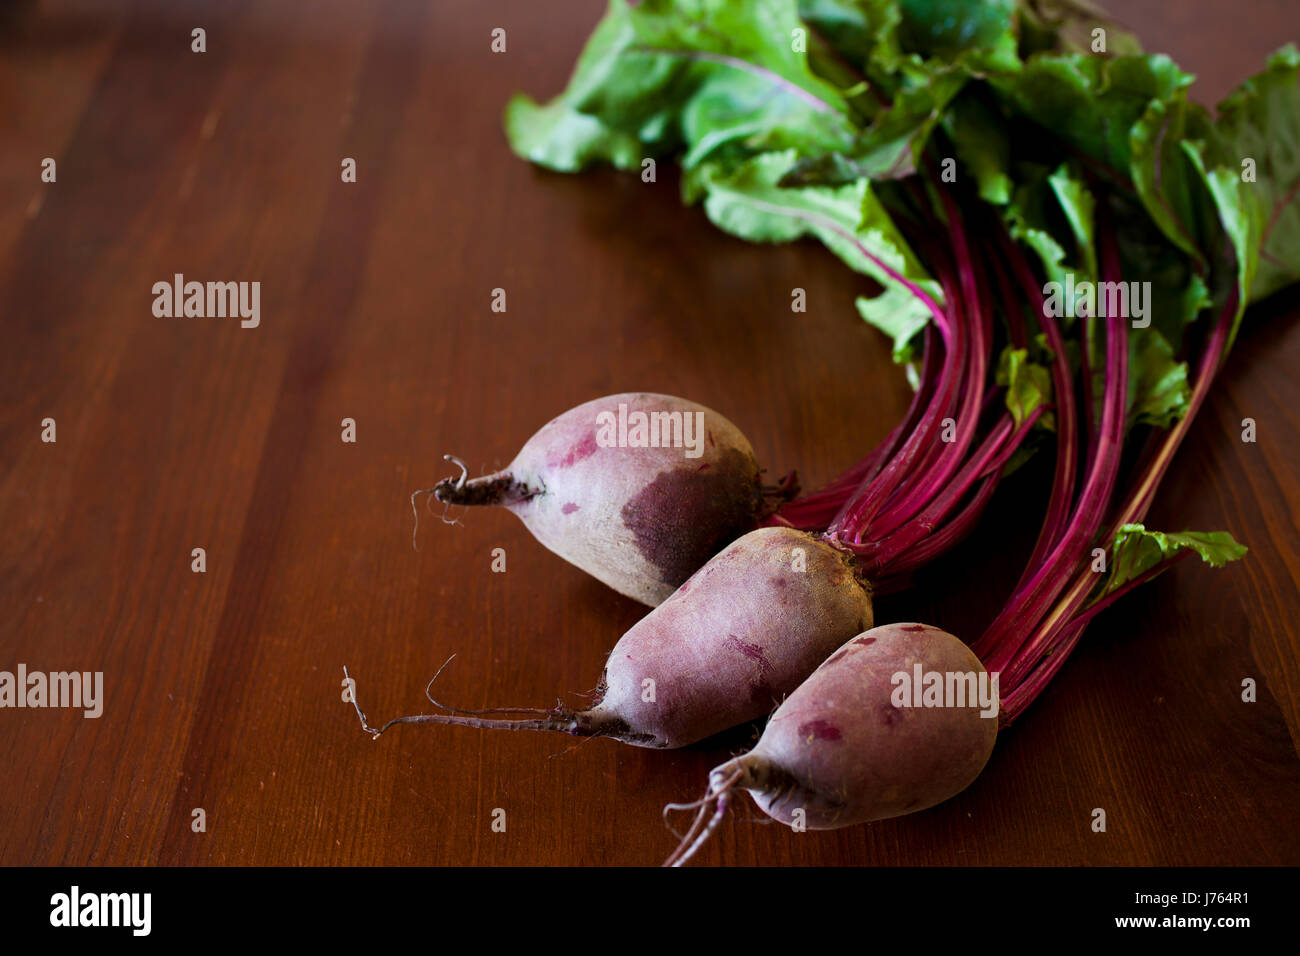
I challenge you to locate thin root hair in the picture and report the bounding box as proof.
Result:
[409,452,473,548]
[662,767,744,866]
[422,655,554,718]
[343,665,385,738]
[409,488,441,550]
[662,783,719,841]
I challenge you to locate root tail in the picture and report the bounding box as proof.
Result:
[662,766,744,867]
[343,665,598,741]
[410,456,536,549]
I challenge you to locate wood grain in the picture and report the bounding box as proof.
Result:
[1,0,1296,866]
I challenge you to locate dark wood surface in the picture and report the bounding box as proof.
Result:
[2,0,1297,867]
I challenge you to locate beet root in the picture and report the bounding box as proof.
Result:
[430,392,767,606]
[664,623,998,865]
[348,527,873,750]
[588,526,873,748]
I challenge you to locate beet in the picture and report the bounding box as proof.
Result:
[664,622,998,864]
[430,393,766,605]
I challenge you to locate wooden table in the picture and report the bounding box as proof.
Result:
[2,0,1297,866]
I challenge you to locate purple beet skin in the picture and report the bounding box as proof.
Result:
[662,623,998,865]
[434,393,766,605]
[585,526,874,748]
[716,623,997,829]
